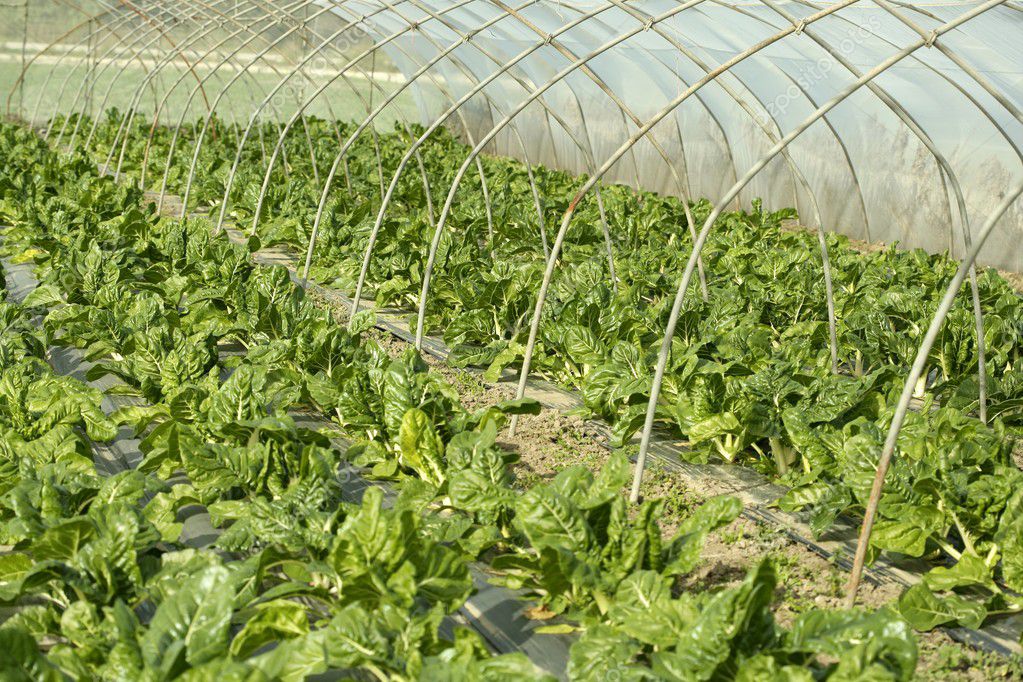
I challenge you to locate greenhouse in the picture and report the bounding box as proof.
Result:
[0,0,1022,678]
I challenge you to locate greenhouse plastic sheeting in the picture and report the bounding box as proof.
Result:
[318,0,1023,272]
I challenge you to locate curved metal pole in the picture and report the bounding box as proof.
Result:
[47,8,152,145]
[19,10,130,132]
[93,0,276,169]
[207,0,398,213]
[154,0,323,212]
[6,7,114,119]
[233,0,348,181]
[411,1,723,360]
[76,0,213,158]
[104,0,263,170]
[171,0,370,213]
[886,2,1023,129]
[397,0,564,258]
[297,0,550,285]
[592,3,738,276]
[71,0,207,151]
[108,0,263,180]
[79,0,218,155]
[627,0,1007,504]
[110,0,215,112]
[177,2,341,217]
[845,178,1023,606]
[207,0,394,229]
[461,5,561,261]
[298,0,634,291]
[137,0,302,187]
[713,1,919,376]
[587,0,838,367]
[347,1,631,332]
[665,3,839,368]
[343,1,613,327]
[241,1,444,236]
[259,0,556,270]
[492,0,709,301]
[775,0,1013,414]
[129,0,316,186]
[269,0,349,142]
[238,0,502,250]
[342,0,551,251]
[757,0,995,415]
[506,0,858,439]
[502,2,686,284]
[56,4,173,145]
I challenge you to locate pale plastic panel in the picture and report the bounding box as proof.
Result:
[323,0,1022,270]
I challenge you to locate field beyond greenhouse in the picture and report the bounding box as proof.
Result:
[0,108,1021,680]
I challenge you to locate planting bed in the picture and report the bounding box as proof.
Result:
[0,113,1022,679]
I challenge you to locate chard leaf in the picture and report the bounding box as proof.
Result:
[399,407,446,486]
[229,600,309,659]
[898,583,987,631]
[141,564,235,670]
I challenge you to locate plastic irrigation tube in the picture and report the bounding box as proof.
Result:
[628,0,1009,504]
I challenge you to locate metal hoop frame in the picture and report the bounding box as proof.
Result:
[22,0,1023,615]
